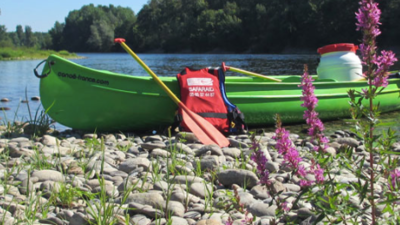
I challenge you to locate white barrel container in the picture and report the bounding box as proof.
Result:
[317,43,362,81]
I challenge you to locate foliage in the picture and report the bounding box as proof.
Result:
[0,47,77,60]
[59,4,137,52]
[1,1,400,53]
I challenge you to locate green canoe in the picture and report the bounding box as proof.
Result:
[36,54,400,132]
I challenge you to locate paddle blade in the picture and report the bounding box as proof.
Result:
[179,102,230,147]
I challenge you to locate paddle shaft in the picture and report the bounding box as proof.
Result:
[224,65,282,82]
[117,41,180,105]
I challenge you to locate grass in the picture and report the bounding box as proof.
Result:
[0,47,80,61]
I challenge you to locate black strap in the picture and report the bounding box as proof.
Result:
[197,112,227,119]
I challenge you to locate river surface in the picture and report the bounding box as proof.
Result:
[1,53,400,137]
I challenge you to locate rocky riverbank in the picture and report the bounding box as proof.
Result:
[0,125,398,225]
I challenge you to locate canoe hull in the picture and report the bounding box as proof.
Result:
[39,55,400,132]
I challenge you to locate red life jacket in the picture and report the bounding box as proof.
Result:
[176,67,246,133]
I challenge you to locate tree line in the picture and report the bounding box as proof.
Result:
[0,25,51,49]
[1,0,400,53]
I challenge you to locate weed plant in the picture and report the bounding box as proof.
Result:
[1,89,54,138]
[246,1,400,224]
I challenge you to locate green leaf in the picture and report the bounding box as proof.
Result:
[378,198,400,205]
[313,212,326,225]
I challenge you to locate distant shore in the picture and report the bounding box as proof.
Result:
[0,48,82,61]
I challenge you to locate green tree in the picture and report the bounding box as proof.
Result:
[49,22,65,50]
[55,4,136,52]
[0,25,12,47]
[44,0,400,53]
[87,20,114,51]
[24,26,36,47]
[308,0,359,48]
[35,32,53,49]
[216,2,246,52]
[16,25,24,46]
[379,0,400,48]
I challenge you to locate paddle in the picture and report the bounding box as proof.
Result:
[221,62,282,82]
[114,38,230,147]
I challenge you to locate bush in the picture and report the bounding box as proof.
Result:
[57,50,70,56]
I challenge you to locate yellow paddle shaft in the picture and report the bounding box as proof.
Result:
[228,66,282,82]
[119,41,181,105]
[353,77,366,82]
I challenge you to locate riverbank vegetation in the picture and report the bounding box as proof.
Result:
[0,47,79,60]
[1,0,400,54]
[0,24,77,60]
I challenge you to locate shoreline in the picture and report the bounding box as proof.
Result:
[0,48,83,61]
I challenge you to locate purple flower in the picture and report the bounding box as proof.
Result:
[313,164,325,183]
[389,169,400,190]
[356,0,381,35]
[250,140,270,185]
[361,88,369,95]
[274,113,325,187]
[356,0,397,87]
[225,217,233,225]
[297,165,307,177]
[371,50,398,87]
[359,43,376,66]
[281,202,291,212]
[299,179,313,187]
[274,127,303,171]
[299,66,329,151]
[297,163,324,187]
[241,211,254,224]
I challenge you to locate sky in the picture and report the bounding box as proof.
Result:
[0,0,148,32]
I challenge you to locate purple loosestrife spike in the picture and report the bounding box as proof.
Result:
[274,114,325,187]
[356,0,381,35]
[313,164,325,183]
[250,139,270,185]
[274,127,302,173]
[299,65,329,151]
[356,0,397,86]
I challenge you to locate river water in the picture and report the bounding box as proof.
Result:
[1,53,400,137]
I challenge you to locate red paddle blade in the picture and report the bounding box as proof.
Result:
[179,102,230,147]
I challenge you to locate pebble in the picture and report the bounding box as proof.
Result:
[0,127,397,224]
